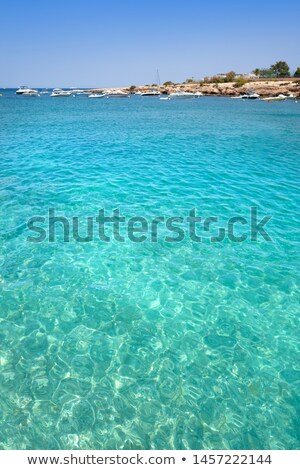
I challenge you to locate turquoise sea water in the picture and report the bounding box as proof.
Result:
[0,91,299,449]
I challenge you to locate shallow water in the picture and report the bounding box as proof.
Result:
[0,91,299,449]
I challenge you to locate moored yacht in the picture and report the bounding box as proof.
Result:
[261,94,287,102]
[16,86,38,95]
[22,90,40,96]
[88,93,106,98]
[103,90,129,98]
[168,90,196,99]
[241,90,260,99]
[141,89,160,97]
[50,88,73,97]
[141,69,161,96]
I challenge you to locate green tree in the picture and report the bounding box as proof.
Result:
[259,68,274,78]
[294,67,300,77]
[163,81,174,86]
[270,61,290,78]
[252,68,261,77]
[225,71,236,82]
[185,77,194,83]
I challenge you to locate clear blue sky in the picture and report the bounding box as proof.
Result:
[0,0,299,87]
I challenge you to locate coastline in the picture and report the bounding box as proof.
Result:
[88,78,300,98]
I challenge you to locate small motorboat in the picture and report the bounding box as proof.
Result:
[22,90,40,96]
[50,88,73,97]
[103,90,129,98]
[88,93,106,98]
[168,90,196,99]
[194,92,203,97]
[241,90,260,99]
[261,94,287,102]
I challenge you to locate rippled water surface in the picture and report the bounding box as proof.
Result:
[0,91,299,449]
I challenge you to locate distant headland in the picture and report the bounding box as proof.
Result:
[89,61,300,98]
[89,78,300,98]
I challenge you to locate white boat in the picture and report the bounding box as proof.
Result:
[88,93,106,98]
[40,91,49,94]
[168,90,196,99]
[261,94,287,102]
[16,86,38,95]
[241,91,260,99]
[194,92,203,97]
[135,91,142,95]
[103,90,129,98]
[141,89,160,96]
[50,88,73,97]
[160,97,170,101]
[22,90,40,97]
[141,70,161,96]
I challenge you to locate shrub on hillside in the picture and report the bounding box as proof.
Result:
[233,78,248,87]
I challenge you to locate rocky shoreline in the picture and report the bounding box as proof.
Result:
[90,79,300,98]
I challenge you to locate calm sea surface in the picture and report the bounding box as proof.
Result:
[0,90,299,449]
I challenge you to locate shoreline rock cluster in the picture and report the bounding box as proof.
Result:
[90,79,300,98]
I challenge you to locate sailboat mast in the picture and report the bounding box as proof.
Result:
[157,69,161,87]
